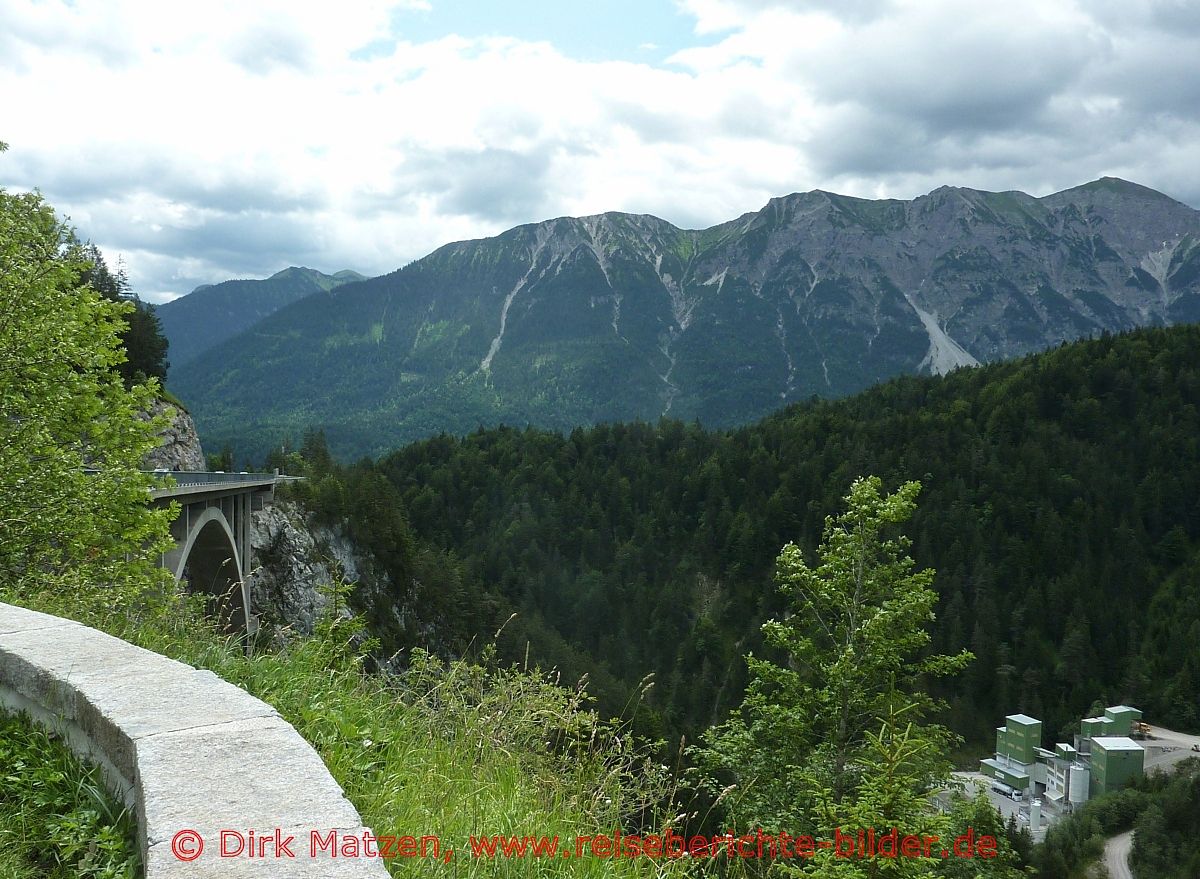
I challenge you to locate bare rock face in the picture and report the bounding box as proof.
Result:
[248,499,412,657]
[140,399,206,471]
[247,500,347,638]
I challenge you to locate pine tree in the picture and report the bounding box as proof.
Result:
[77,243,169,384]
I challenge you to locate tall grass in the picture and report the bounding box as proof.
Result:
[0,709,139,878]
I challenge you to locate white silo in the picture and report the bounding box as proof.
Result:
[1069,765,1090,804]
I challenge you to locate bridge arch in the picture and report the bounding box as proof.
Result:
[152,472,277,637]
[173,506,249,634]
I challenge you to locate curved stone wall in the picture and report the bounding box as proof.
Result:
[0,602,389,877]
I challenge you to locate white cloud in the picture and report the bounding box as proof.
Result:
[0,0,1197,303]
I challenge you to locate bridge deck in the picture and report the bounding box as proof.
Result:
[148,472,277,500]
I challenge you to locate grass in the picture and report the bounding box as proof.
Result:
[6,582,696,878]
[156,387,187,411]
[0,709,139,878]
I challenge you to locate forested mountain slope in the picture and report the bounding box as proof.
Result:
[173,179,1200,459]
[295,325,1200,747]
[158,266,365,368]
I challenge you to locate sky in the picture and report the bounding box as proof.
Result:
[2,0,1198,303]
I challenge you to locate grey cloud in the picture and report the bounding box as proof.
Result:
[759,1,1200,210]
[328,143,570,228]
[393,145,564,223]
[1082,33,1200,120]
[600,86,789,148]
[1088,0,1200,35]
[5,148,323,216]
[715,90,791,139]
[804,107,939,177]
[601,99,705,144]
[796,19,1098,140]
[438,151,551,221]
[1149,0,1200,33]
[115,210,323,270]
[810,109,1200,217]
[15,169,338,300]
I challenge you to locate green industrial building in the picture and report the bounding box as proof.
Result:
[1090,736,1145,797]
[997,714,1042,765]
[980,713,1042,792]
[1079,705,1142,741]
[981,705,1145,810]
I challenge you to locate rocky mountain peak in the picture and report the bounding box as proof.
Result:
[169,178,1200,460]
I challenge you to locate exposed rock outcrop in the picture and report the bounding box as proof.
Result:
[247,499,416,660]
[139,399,206,471]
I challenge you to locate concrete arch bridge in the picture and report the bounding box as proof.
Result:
[150,471,280,635]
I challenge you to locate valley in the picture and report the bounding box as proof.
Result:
[275,325,1200,758]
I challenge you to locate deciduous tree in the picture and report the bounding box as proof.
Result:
[697,476,974,876]
[0,145,173,620]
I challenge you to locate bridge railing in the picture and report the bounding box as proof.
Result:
[141,470,277,488]
[84,469,299,498]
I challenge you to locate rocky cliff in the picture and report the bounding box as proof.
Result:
[247,498,419,660]
[247,499,365,637]
[139,399,206,471]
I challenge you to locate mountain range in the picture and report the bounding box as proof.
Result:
[168,177,1200,460]
[157,266,366,368]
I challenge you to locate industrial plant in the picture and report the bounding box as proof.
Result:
[980,705,1147,815]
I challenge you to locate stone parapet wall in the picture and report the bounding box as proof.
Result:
[0,602,388,877]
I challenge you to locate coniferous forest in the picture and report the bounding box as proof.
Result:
[282,324,1200,754]
[78,243,169,387]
